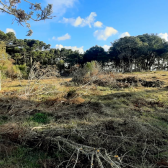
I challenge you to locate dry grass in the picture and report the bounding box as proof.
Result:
[0,123,27,142]
[126,70,168,83]
[0,71,168,167]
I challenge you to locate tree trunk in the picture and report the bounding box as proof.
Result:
[24,53,26,65]
[30,56,32,67]
[0,70,1,91]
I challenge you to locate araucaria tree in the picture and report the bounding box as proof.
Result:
[0,0,55,36]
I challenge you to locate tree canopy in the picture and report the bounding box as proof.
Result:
[1,29,168,75]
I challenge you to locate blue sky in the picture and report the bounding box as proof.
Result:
[0,0,168,53]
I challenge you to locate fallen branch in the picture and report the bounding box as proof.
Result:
[23,132,121,168]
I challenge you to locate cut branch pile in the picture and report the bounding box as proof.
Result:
[22,130,122,168]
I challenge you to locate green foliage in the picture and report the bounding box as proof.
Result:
[1,29,168,74]
[83,45,108,65]
[0,31,16,44]
[57,59,65,72]
[84,61,101,76]
[65,51,83,67]
[0,57,21,79]
[0,146,46,168]
[72,61,101,85]
[30,113,50,124]
[85,61,98,71]
[0,115,8,125]
[16,64,28,78]
[8,64,21,79]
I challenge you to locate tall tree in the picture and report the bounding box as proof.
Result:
[109,36,142,72]
[65,51,83,67]
[137,34,164,70]
[83,45,108,66]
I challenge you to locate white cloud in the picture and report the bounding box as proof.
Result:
[94,21,103,28]
[56,44,84,54]
[62,12,97,28]
[102,45,111,51]
[73,16,83,26]
[158,33,168,41]
[119,32,130,38]
[94,27,118,40]
[45,0,78,16]
[53,33,71,41]
[6,28,16,35]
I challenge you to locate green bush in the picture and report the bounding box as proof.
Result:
[0,115,8,125]
[10,147,45,168]
[0,59,21,79]
[16,64,28,78]
[72,61,101,85]
[57,59,65,73]
[84,61,101,76]
[30,113,50,124]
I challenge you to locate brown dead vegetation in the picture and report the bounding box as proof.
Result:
[132,98,164,108]
[0,71,168,167]
[0,123,27,142]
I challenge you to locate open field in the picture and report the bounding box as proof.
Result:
[0,71,168,168]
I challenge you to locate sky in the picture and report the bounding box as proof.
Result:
[0,0,168,53]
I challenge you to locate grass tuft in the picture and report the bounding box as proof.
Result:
[29,113,50,124]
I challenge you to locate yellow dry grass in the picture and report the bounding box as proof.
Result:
[126,71,168,84]
[0,77,72,93]
[1,71,168,107]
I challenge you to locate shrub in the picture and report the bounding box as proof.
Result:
[57,60,65,73]
[30,113,50,124]
[16,64,28,79]
[72,61,102,85]
[0,58,21,79]
[85,61,101,76]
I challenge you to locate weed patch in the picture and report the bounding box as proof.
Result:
[0,146,46,168]
[29,113,50,124]
[0,115,8,125]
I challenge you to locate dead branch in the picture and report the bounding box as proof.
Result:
[0,0,55,36]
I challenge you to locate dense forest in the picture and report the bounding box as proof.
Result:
[1,29,168,78]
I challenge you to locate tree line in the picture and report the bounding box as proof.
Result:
[1,29,168,76]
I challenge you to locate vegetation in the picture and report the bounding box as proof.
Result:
[0,69,168,167]
[29,113,50,124]
[0,7,168,166]
[1,30,168,80]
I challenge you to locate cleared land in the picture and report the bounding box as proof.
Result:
[0,71,168,168]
